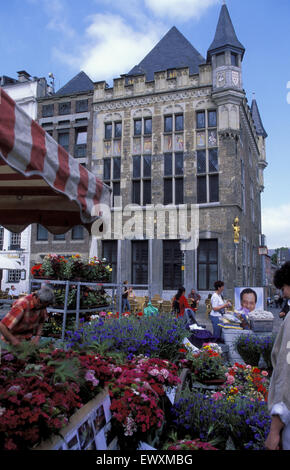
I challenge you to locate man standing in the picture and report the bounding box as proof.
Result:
[265,262,290,450]
[0,285,54,346]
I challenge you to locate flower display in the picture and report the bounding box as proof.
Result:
[0,343,180,451]
[234,333,261,366]
[31,255,112,283]
[65,314,188,363]
[0,346,117,450]
[223,363,269,402]
[186,345,227,383]
[170,388,271,450]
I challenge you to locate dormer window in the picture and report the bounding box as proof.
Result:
[216,52,225,67]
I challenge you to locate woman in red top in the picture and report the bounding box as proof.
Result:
[172,287,193,317]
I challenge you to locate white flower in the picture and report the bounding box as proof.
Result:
[160,368,169,379]
[0,407,6,417]
[149,368,159,377]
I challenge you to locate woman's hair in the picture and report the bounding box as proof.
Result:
[274,262,290,289]
[214,280,224,291]
[176,286,185,300]
[36,285,55,305]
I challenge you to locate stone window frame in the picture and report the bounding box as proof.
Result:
[133,117,152,136]
[58,130,70,153]
[58,101,71,116]
[196,109,219,204]
[163,240,182,290]
[132,154,152,206]
[42,103,54,118]
[163,152,184,205]
[103,156,121,207]
[131,240,149,285]
[102,240,117,283]
[197,238,218,291]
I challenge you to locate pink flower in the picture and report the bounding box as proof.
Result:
[226,375,235,385]
[262,371,268,376]
[212,392,224,401]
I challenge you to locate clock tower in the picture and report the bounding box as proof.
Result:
[207,3,245,131]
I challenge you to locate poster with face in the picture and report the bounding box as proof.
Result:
[234,287,264,313]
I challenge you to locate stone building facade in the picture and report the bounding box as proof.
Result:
[91,4,268,301]
[30,72,94,267]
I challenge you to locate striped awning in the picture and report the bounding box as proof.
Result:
[0,87,110,234]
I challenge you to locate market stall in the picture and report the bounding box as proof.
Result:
[0,87,110,234]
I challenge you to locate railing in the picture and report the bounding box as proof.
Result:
[29,279,151,341]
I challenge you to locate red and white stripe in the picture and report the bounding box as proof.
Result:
[0,87,110,233]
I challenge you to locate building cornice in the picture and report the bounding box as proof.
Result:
[93,86,212,112]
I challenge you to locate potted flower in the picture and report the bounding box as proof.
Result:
[234,333,261,367]
[31,264,44,278]
[189,346,227,384]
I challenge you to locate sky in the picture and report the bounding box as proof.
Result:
[1,0,290,249]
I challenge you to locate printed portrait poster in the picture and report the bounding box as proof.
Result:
[234,287,264,312]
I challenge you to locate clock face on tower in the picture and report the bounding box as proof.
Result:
[217,71,225,87]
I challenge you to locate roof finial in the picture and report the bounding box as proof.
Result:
[252,91,256,100]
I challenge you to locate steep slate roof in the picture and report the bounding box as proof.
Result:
[251,99,268,138]
[55,71,94,96]
[127,26,205,81]
[207,4,245,60]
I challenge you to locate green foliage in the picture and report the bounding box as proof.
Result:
[47,357,82,384]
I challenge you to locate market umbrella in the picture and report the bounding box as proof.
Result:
[0,255,21,270]
[0,87,111,234]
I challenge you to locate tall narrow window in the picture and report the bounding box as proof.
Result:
[104,122,112,140]
[114,122,122,138]
[132,241,148,285]
[164,152,184,205]
[102,240,117,283]
[58,132,69,152]
[75,128,87,158]
[132,155,151,205]
[103,157,121,206]
[196,110,218,204]
[163,240,182,290]
[197,239,218,290]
